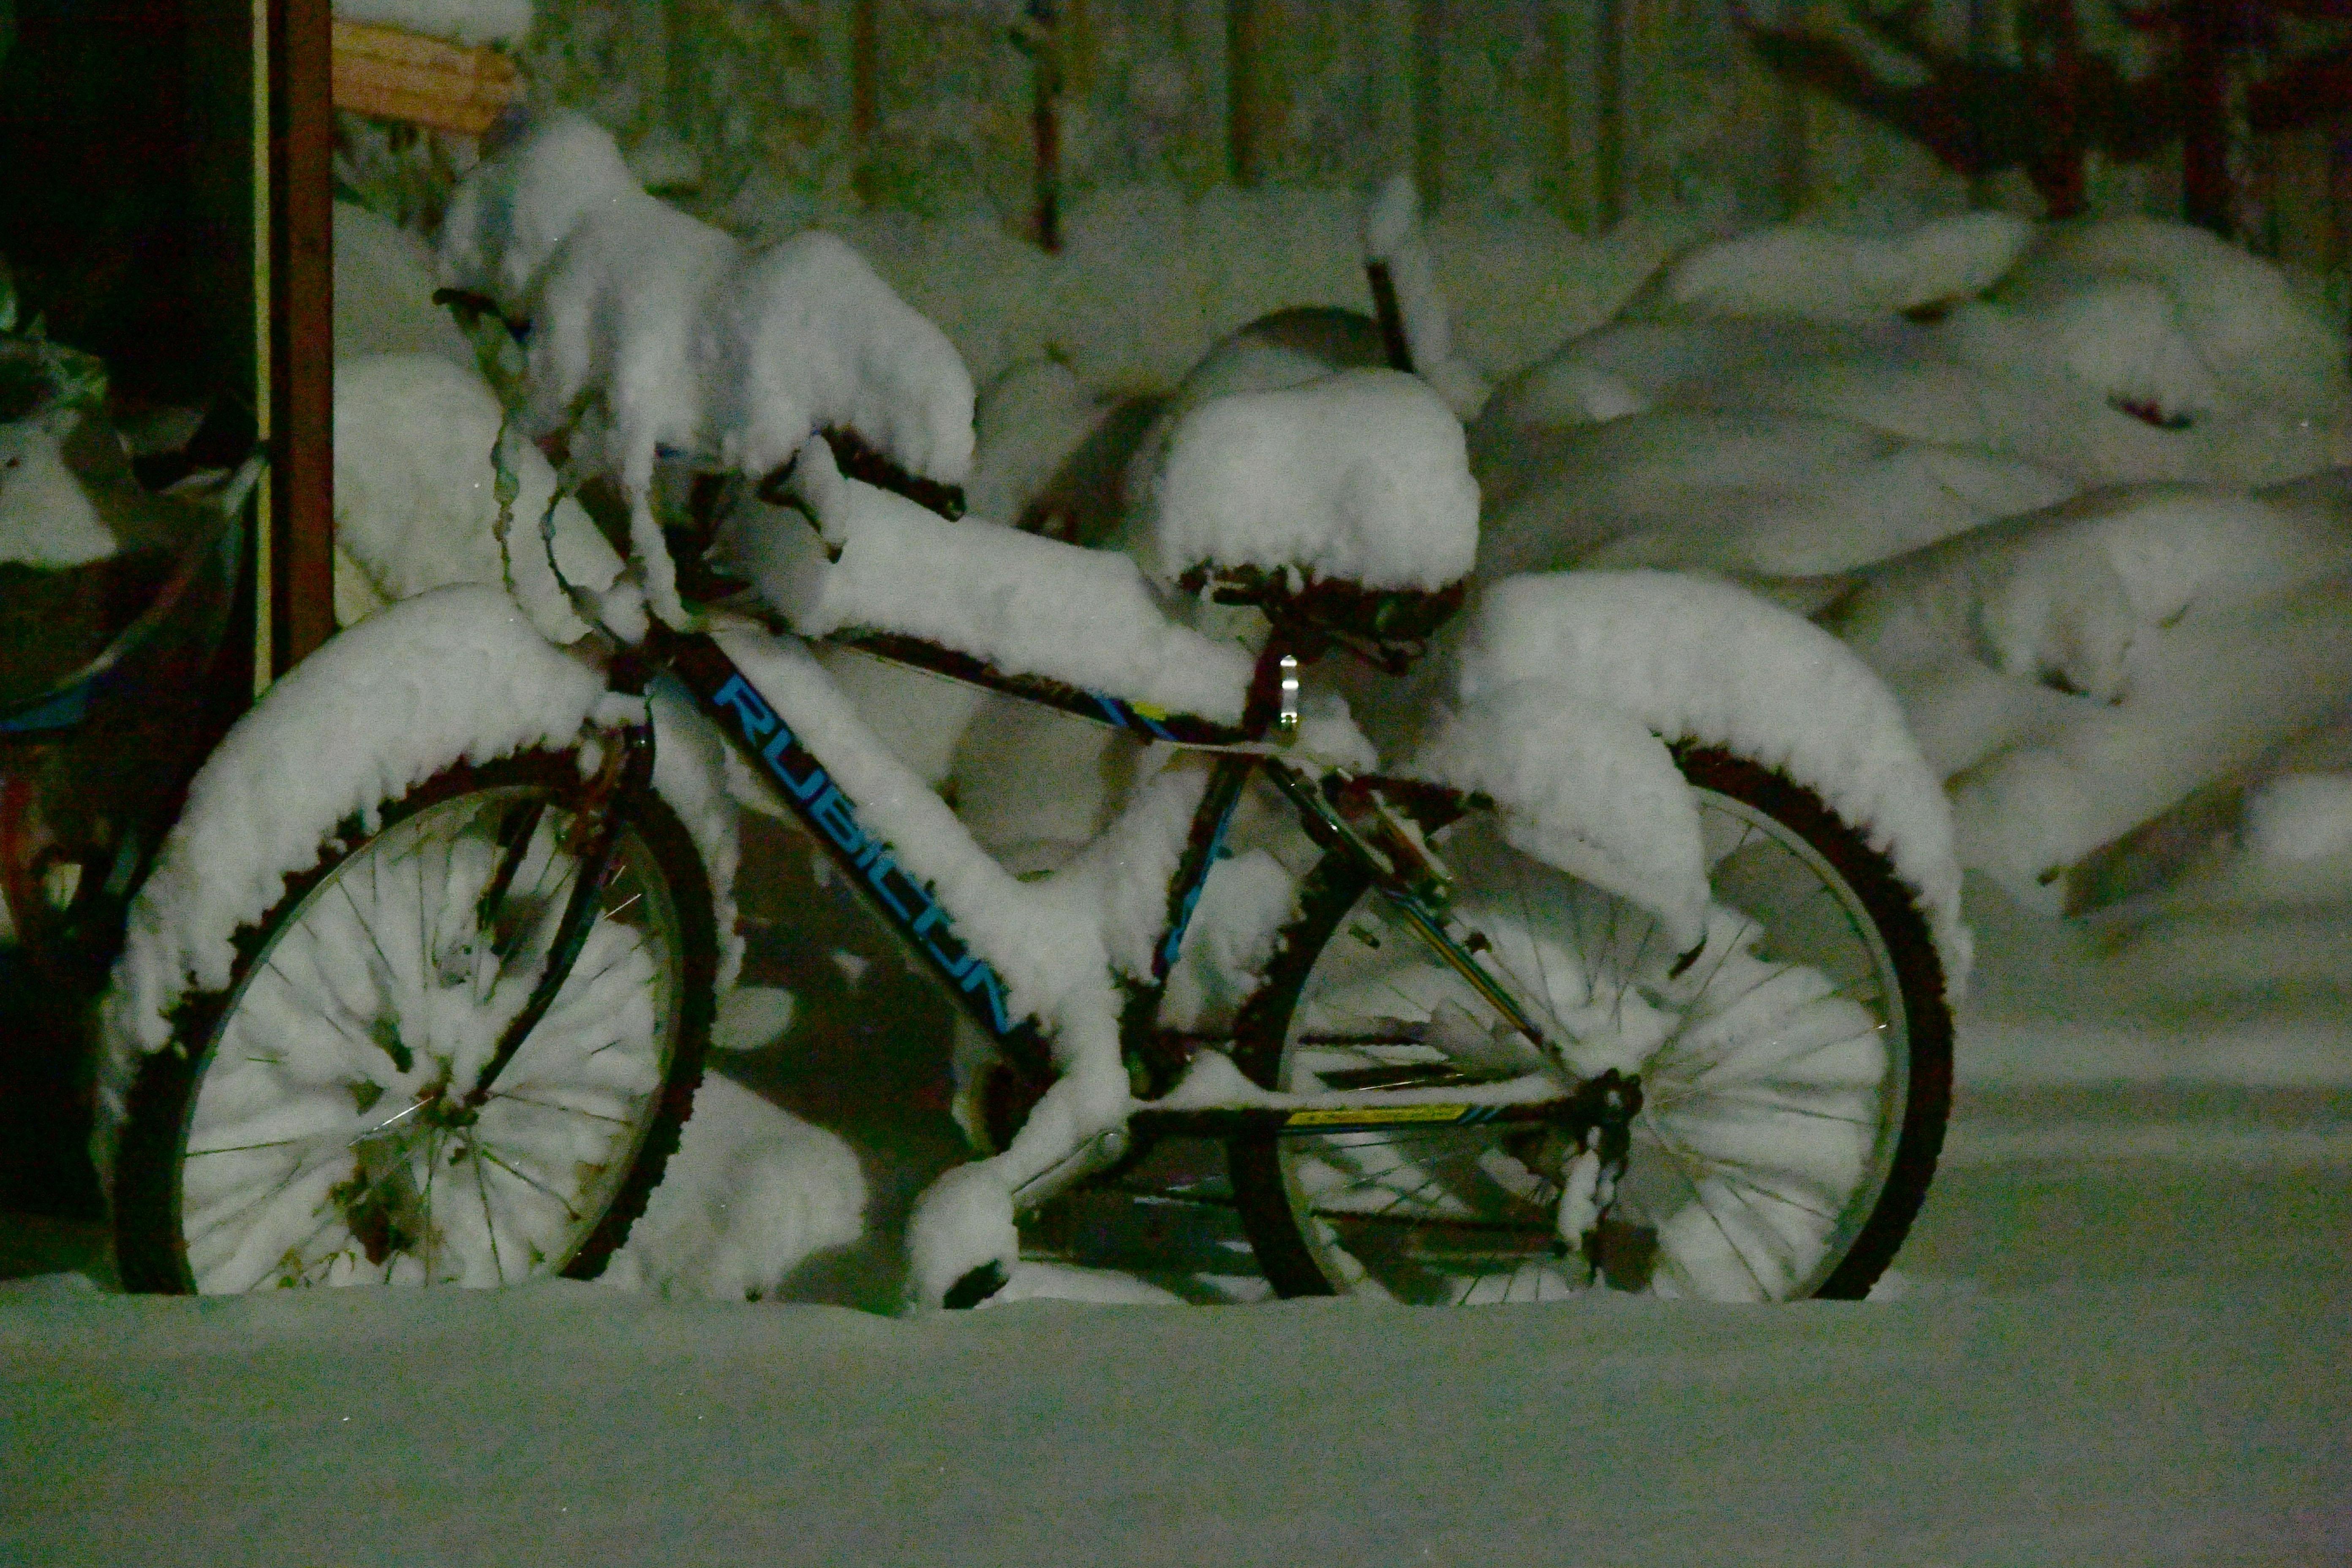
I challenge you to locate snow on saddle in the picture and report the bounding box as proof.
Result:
[724,370,1480,727]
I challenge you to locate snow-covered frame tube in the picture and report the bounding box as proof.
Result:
[667,627,1271,1070]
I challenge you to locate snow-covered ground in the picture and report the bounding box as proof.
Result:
[7,794,2346,1561]
[3,1060,2346,1565]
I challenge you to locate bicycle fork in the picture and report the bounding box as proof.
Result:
[464,718,657,1110]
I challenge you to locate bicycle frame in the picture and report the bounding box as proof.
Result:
[637,617,1637,1165]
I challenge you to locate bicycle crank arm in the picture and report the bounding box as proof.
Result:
[1009,1124,1132,1213]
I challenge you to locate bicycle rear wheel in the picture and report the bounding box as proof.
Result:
[114,749,713,1293]
[1228,746,1951,1304]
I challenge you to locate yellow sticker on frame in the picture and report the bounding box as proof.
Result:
[1285,1105,1469,1127]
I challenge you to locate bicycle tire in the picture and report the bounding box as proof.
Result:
[115,749,714,1293]
[1228,745,1952,1304]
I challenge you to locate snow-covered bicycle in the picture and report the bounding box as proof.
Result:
[98,116,1960,1307]
[101,419,1956,1307]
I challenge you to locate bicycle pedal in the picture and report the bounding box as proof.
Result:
[942,1260,1010,1310]
[1589,1218,1660,1293]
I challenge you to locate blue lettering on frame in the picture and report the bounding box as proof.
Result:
[811,786,864,855]
[958,962,1014,1034]
[707,662,1022,1043]
[713,675,779,739]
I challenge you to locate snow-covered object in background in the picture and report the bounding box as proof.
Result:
[1455,571,1970,983]
[438,114,642,308]
[332,353,623,641]
[1144,369,1478,592]
[0,411,114,569]
[709,984,798,1053]
[1663,211,2034,324]
[1838,484,2352,771]
[1829,482,2352,908]
[964,359,1119,528]
[604,1074,866,1301]
[1362,174,1491,421]
[96,585,742,1179]
[332,202,474,370]
[1950,582,2352,909]
[1940,280,2228,430]
[729,439,1253,723]
[1410,684,1709,957]
[697,231,975,487]
[2245,773,2352,866]
[2011,218,2352,423]
[781,179,1661,411]
[1474,405,2079,584]
[331,0,531,46]
[1475,319,2352,599]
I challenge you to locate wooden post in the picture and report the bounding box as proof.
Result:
[816,0,879,193]
[1227,0,1271,187]
[1363,0,1416,184]
[1412,0,1445,211]
[2180,0,2230,235]
[269,0,335,677]
[1175,0,1227,194]
[1552,0,1620,235]
[1024,4,1064,252]
[852,0,880,148]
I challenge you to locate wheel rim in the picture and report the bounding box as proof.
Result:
[172,782,688,1292]
[1270,787,1913,1304]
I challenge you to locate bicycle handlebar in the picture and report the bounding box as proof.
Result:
[755,427,967,522]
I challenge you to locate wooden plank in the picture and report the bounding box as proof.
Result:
[329,16,517,136]
[1362,0,1417,182]
[1227,0,1273,187]
[1413,0,1445,208]
[1552,0,1622,234]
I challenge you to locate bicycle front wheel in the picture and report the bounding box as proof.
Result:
[114,750,713,1293]
[1228,746,1951,1304]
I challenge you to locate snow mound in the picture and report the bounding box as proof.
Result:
[332,353,623,642]
[332,201,474,369]
[0,411,114,569]
[1144,368,1479,592]
[2019,218,2352,422]
[964,358,1119,528]
[606,1074,866,1301]
[1664,212,2034,324]
[2246,773,2352,866]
